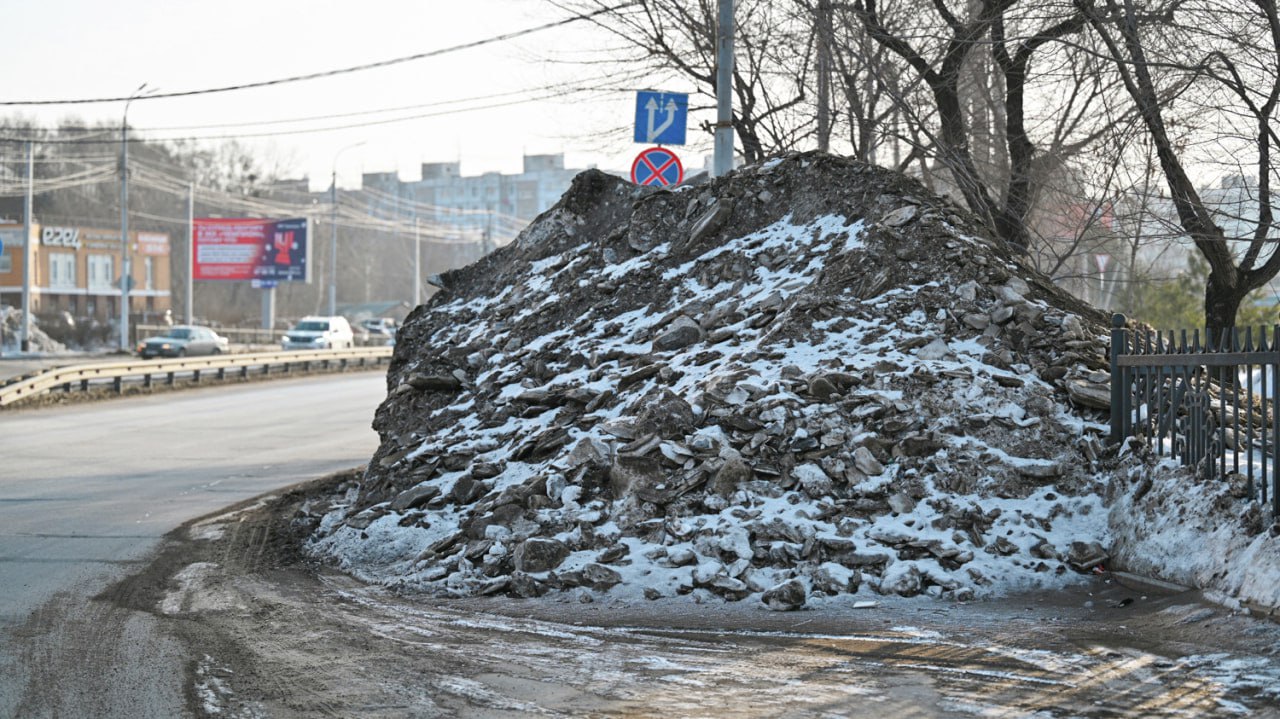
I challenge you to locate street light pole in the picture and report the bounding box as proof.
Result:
[329,141,364,317]
[119,82,153,351]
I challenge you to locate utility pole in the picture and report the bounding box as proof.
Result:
[816,0,832,153]
[329,174,337,316]
[119,83,152,351]
[413,216,421,306]
[484,205,494,255]
[185,181,194,325]
[20,141,32,352]
[330,141,365,317]
[713,0,735,177]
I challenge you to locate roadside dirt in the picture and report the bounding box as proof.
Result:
[54,470,1280,718]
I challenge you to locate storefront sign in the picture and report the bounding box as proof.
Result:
[41,226,81,249]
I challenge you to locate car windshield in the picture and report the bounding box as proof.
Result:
[162,328,192,339]
[295,321,329,331]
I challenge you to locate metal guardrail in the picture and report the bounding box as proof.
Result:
[133,324,391,348]
[0,346,393,408]
[135,323,283,346]
[1110,313,1278,514]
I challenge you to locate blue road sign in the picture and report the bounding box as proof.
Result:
[634,91,688,145]
[631,147,684,187]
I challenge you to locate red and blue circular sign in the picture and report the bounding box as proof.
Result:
[631,147,684,187]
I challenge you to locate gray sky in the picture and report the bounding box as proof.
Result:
[0,0,688,189]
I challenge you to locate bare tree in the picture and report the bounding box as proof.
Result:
[552,0,814,163]
[1079,0,1280,337]
[845,0,1112,251]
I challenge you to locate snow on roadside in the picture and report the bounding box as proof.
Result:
[304,153,1127,608]
[1109,451,1280,610]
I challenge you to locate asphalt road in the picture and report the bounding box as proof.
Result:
[0,373,386,716]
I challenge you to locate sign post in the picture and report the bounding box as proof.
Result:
[630,147,684,187]
[714,0,735,176]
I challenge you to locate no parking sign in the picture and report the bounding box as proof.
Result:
[630,147,683,187]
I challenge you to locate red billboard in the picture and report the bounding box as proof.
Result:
[193,217,310,282]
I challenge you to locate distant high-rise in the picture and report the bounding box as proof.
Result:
[356,153,589,242]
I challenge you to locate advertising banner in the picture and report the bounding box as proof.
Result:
[193,218,309,282]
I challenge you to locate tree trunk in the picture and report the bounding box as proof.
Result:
[1204,273,1244,348]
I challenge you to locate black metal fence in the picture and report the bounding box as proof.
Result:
[1109,313,1279,514]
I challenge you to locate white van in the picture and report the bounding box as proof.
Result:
[281,315,355,350]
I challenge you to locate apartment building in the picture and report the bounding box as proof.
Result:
[359,153,586,239]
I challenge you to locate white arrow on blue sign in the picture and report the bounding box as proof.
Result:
[634,91,688,145]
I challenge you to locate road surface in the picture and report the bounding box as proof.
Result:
[4,372,1280,718]
[0,374,385,716]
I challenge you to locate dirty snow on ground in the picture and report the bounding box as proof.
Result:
[0,305,67,354]
[303,153,1132,610]
[194,654,264,718]
[1108,450,1280,611]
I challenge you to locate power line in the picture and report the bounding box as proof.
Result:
[102,88,574,132]
[6,85,596,134]
[0,4,632,107]
[0,87,614,145]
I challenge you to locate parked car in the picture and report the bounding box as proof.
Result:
[281,315,355,351]
[359,317,398,337]
[136,325,229,358]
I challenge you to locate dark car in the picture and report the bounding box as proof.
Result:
[136,325,229,358]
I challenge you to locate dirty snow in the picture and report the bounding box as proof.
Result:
[301,152,1279,616]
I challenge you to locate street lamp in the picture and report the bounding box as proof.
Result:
[119,82,157,350]
[330,141,365,317]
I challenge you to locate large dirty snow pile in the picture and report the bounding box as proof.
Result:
[304,152,1121,607]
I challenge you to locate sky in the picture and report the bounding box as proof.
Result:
[0,0,706,190]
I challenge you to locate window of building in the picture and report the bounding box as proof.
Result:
[88,255,114,290]
[0,253,10,273]
[144,257,154,290]
[49,253,76,288]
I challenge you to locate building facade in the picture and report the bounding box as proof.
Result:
[360,153,586,240]
[0,223,171,322]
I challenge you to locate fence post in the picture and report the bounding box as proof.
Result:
[1110,313,1128,444]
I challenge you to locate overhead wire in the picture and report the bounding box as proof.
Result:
[0,86,618,145]
[4,146,534,244]
[0,3,633,107]
[0,165,116,195]
[85,87,583,132]
[126,159,505,243]
[356,182,526,225]
[0,154,119,163]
